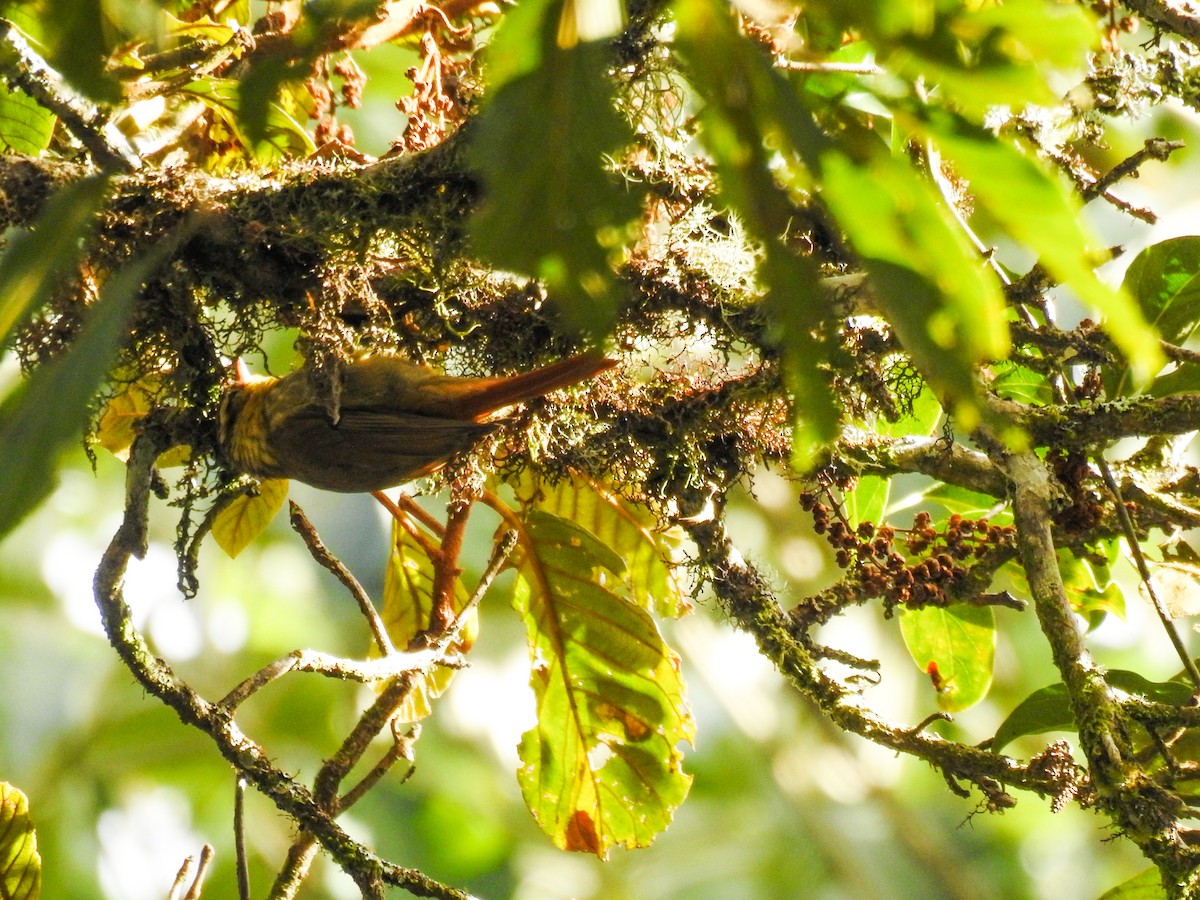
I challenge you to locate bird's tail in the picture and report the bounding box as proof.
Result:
[457,352,616,420]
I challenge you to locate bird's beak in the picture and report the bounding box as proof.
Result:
[233,357,253,386]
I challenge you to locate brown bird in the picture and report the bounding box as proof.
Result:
[219,352,615,492]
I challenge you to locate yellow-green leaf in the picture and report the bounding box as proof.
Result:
[0,81,54,156]
[1097,867,1167,900]
[899,604,995,712]
[0,782,40,900]
[212,480,288,558]
[379,516,474,723]
[513,509,693,857]
[513,470,692,618]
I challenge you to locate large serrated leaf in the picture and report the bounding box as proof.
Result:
[514,471,692,618]
[380,517,475,723]
[0,244,167,539]
[212,480,288,558]
[899,604,995,712]
[513,509,693,857]
[0,782,41,900]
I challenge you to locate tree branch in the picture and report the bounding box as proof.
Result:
[93,420,469,900]
[683,513,1077,807]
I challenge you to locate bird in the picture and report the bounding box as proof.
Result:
[218,351,615,493]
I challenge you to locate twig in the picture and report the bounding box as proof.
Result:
[372,490,444,559]
[218,655,301,710]
[1122,0,1200,45]
[234,778,250,900]
[1097,463,1200,687]
[183,844,214,900]
[777,59,882,75]
[289,500,395,655]
[436,528,517,654]
[427,499,472,633]
[218,649,461,711]
[167,849,203,900]
[339,723,419,811]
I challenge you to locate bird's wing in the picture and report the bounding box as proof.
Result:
[267,406,496,492]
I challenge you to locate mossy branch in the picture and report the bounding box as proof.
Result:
[93,417,469,900]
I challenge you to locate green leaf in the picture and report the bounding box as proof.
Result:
[879,385,943,439]
[672,0,837,466]
[1096,868,1167,900]
[819,151,1009,368]
[847,259,990,426]
[0,245,167,538]
[0,176,111,344]
[469,3,641,335]
[1119,236,1200,396]
[1062,549,1125,620]
[991,361,1053,405]
[36,0,119,101]
[930,124,1162,385]
[0,782,41,900]
[991,682,1074,752]
[815,0,1095,117]
[212,480,288,558]
[513,470,692,618]
[1122,237,1200,346]
[1148,363,1200,398]
[922,485,1008,521]
[899,603,995,712]
[0,81,54,155]
[235,60,316,156]
[992,671,1193,752]
[844,475,889,530]
[185,76,315,164]
[513,509,693,856]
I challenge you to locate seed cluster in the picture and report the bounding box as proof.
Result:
[800,491,1016,616]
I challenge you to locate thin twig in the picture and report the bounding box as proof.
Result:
[182,844,214,900]
[289,500,395,655]
[372,490,444,559]
[219,649,461,711]
[777,59,882,74]
[1098,464,1200,687]
[167,853,195,900]
[338,723,419,811]
[218,655,301,710]
[427,499,472,633]
[234,778,250,900]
